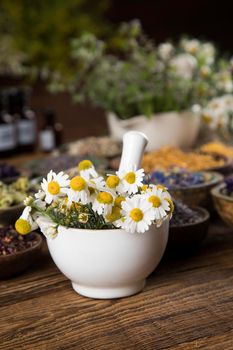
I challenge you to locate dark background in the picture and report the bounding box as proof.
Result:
[108,0,233,52]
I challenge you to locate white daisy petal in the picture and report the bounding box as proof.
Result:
[40,171,70,204]
[92,191,115,216]
[116,166,144,195]
[118,195,156,234]
[143,185,173,220]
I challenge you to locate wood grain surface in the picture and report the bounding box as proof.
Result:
[1,219,233,350]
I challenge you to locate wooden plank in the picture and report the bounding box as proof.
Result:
[1,221,233,349]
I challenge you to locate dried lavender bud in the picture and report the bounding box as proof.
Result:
[0,163,20,180]
[145,168,206,189]
[170,200,202,226]
[225,176,233,196]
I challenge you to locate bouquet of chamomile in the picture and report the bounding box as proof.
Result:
[15,160,173,238]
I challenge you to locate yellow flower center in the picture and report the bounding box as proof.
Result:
[141,184,149,192]
[70,176,86,191]
[106,175,120,188]
[78,213,89,223]
[200,68,210,78]
[15,218,31,235]
[105,206,121,222]
[202,114,212,124]
[188,46,197,54]
[71,202,82,211]
[114,196,126,208]
[97,191,113,205]
[212,102,220,109]
[124,172,136,184]
[48,181,60,195]
[130,208,144,222]
[78,160,93,171]
[165,197,174,213]
[148,195,161,208]
[156,184,167,192]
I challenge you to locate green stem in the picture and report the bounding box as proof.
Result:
[31,204,53,220]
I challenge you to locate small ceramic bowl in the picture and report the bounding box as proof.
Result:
[211,184,233,228]
[0,204,25,226]
[166,207,210,256]
[0,233,43,278]
[169,171,223,210]
[0,168,31,184]
[199,153,233,176]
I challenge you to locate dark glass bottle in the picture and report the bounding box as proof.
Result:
[8,88,37,153]
[39,109,63,153]
[0,91,17,158]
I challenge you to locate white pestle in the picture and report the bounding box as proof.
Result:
[118,131,148,171]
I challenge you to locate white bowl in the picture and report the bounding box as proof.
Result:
[47,220,169,299]
[107,111,201,151]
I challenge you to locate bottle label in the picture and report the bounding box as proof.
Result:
[0,125,16,151]
[18,120,36,145]
[39,130,55,151]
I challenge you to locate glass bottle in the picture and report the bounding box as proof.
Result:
[8,88,37,153]
[0,91,17,158]
[39,109,63,153]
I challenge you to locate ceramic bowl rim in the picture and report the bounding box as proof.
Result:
[0,232,43,259]
[0,203,25,214]
[211,183,233,202]
[170,206,210,228]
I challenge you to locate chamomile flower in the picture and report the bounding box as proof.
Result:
[15,163,172,237]
[105,196,126,226]
[145,185,171,220]
[33,190,47,209]
[114,195,126,208]
[200,65,211,78]
[105,174,121,192]
[78,212,89,224]
[64,175,90,205]
[120,195,156,233]
[171,53,197,79]
[23,196,34,206]
[92,191,114,216]
[89,176,105,191]
[77,160,98,179]
[86,176,107,203]
[15,206,38,235]
[104,205,122,223]
[35,190,46,201]
[182,39,200,55]
[117,165,144,194]
[158,42,174,60]
[41,170,69,204]
[140,184,150,193]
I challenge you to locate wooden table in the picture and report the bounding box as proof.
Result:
[1,219,233,350]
